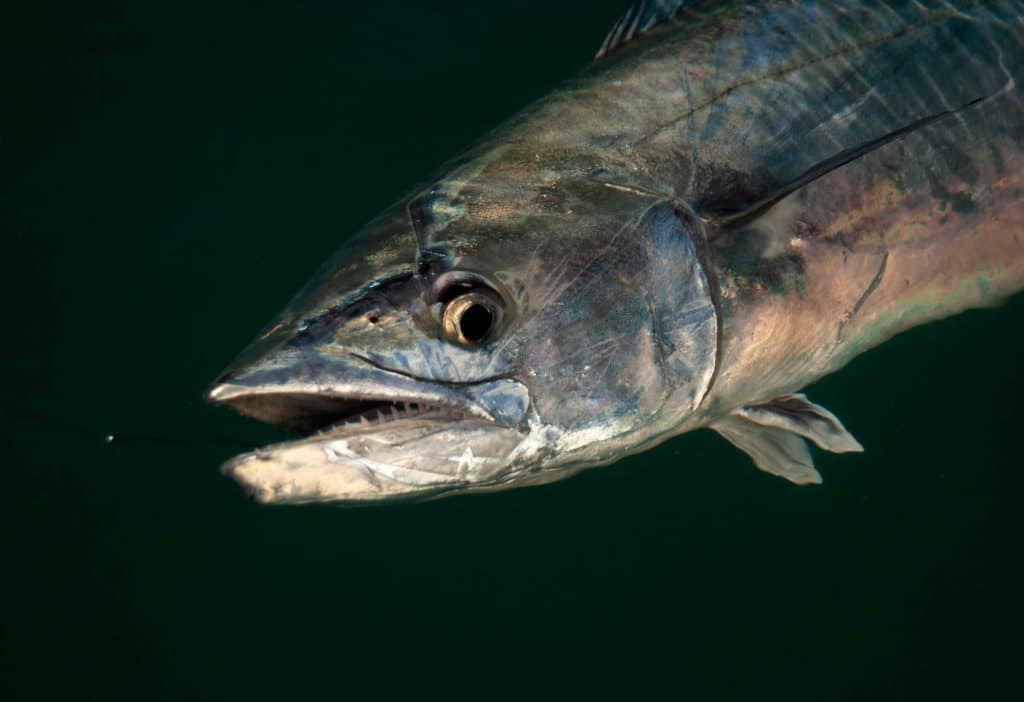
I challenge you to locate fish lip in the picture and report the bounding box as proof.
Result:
[221,454,459,506]
[218,413,516,506]
[205,348,529,439]
[206,381,493,437]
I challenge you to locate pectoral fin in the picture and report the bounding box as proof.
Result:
[712,395,863,485]
[713,415,822,485]
[734,394,863,453]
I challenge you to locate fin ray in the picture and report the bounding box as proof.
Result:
[596,0,698,59]
[713,415,822,485]
[713,394,862,484]
[734,394,863,454]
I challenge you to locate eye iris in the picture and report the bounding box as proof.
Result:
[438,285,504,346]
[458,303,493,342]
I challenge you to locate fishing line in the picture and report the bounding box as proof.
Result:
[20,405,261,451]
[101,433,257,450]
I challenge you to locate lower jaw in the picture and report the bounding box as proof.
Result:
[222,417,524,505]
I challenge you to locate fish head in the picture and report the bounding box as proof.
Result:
[208,169,718,504]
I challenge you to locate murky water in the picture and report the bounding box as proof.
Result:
[5,1,1023,699]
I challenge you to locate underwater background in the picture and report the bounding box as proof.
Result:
[4,1,1023,699]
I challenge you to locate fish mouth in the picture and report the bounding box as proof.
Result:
[208,388,471,437]
[205,352,530,505]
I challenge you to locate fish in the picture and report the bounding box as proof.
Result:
[206,0,1024,505]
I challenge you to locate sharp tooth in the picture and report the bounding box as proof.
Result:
[376,409,387,423]
[359,415,369,426]
[390,405,400,421]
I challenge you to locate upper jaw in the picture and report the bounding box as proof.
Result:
[205,348,532,504]
[206,346,530,431]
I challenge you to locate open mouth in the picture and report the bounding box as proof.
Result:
[205,361,532,504]
[213,391,470,438]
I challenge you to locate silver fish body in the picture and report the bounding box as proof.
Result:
[208,0,1024,504]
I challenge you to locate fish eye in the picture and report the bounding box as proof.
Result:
[442,291,502,345]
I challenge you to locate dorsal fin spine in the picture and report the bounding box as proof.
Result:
[596,0,695,60]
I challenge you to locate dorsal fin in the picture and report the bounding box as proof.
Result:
[595,0,695,59]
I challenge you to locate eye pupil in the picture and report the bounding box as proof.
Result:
[458,303,493,342]
[439,286,504,346]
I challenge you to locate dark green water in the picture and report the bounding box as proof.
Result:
[4,2,1023,699]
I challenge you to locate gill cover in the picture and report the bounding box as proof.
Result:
[474,196,720,446]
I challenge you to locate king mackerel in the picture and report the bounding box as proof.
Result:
[207,0,1024,504]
